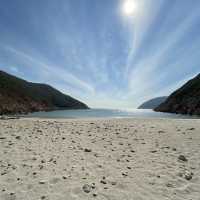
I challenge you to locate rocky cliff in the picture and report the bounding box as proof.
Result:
[0,70,89,115]
[138,96,167,109]
[154,73,200,115]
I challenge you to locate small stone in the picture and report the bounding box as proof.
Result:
[166,183,174,188]
[84,148,92,152]
[93,193,97,197]
[15,136,21,140]
[122,172,128,177]
[82,184,92,193]
[158,130,165,133]
[188,128,195,131]
[100,180,107,184]
[1,172,7,176]
[111,181,117,185]
[178,155,188,162]
[184,171,193,180]
[39,180,46,184]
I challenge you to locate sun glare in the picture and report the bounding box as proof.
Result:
[122,0,138,17]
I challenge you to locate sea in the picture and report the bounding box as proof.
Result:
[25,108,199,119]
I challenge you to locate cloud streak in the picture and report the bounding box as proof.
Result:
[4,45,95,94]
[0,0,199,108]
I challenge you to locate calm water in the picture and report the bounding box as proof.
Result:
[25,109,198,119]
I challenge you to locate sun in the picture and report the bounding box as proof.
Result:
[122,0,138,17]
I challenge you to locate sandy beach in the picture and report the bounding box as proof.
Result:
[0,117,200,200]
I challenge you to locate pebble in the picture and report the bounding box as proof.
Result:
[82,184,93,193]
[15,136,21,140]
[84,148,92,152]
[39,180,46,184]
[100,180,107,184]
[178,155,188,162]
[184,171,193,180]
[93,193,97,197]
[111,181,117,185]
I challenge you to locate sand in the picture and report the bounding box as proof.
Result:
[0,117,200,200]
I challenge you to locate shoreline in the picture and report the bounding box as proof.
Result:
[1,108,199,121]
[13,116,200,122]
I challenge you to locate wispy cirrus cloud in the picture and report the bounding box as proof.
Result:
[0,0,199,108]
[123,0,200,107]
[4,45,95,94]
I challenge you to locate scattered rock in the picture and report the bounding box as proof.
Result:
[100,180,107,184]
[15,136,21,140]
[166,183,174,188]
[188,128,195,131]
[111,181,117,186]
[184,171,193,180]
[158,130,165,133]
[39,180,46,184]
[84,148,92,152]
[122,172,128,177]
[178,155,188,162]
[93,193,97,197]
[82,184,93,193]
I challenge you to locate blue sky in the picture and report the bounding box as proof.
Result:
[0,0,200,108]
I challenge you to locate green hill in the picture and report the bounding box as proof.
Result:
[138,97,167,109]
[154,73,200,115]
[0,70,89,114]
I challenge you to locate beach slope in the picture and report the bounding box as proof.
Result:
[0,118,200,200]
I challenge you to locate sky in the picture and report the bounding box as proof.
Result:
[0,0,200,109]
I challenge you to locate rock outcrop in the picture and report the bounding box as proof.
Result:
[138,97,167,109]
[0,70,89,115]
[154,73,200,115]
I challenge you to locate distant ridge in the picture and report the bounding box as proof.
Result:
[0,70,89,115]
[155,73,200,115]
[138,97,167,109]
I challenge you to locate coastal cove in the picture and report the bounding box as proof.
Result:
[23,108,199,119]
[0,1,200,199]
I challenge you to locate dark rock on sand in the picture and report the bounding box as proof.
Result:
[82,184,93,193]
[178,155,188,162]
